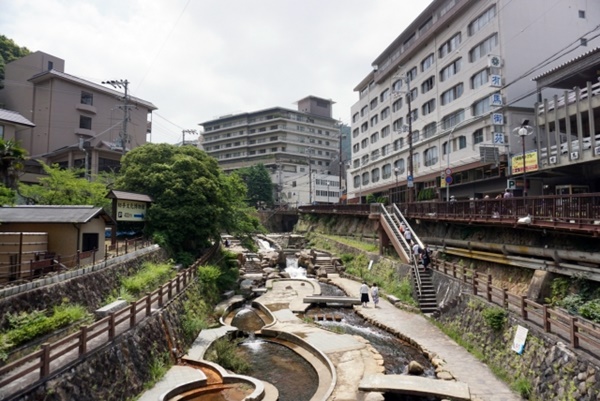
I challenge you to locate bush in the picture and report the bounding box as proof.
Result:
[578,299,600,323]
[205,337,250,374]
[557,294,585,314]
[482,307,507,331]
[121,262,175,297]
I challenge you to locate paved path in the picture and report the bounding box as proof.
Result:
[330,274,522,401]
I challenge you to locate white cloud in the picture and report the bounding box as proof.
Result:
[1,0,430,143]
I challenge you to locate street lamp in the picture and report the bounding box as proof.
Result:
[513,120,533,197]
[394,167,400,203]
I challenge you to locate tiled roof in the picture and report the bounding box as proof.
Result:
[0,109,35,127]
[106,190,153,202]
[532,47,600,81]
[0,205,112,224]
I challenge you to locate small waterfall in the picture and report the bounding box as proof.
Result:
[285,257,306,278]
[256,238,273,251]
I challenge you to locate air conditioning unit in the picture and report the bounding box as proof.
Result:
[595,146,600,156]
[549,156,557,164]
[570,151,579,160]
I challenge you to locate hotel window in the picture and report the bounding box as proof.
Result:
[361,122,368,132]
[469,33,498,62]
[394,158,405,174]
[473,129,484,144]
[468,5,496,36]
[381,125,391,138]
[79,115,92,130]
[380,88,390,102]
[422,99,436,116]
[458,135,467,149]
[421,53,434,72]
[381,107,390,120]
[392,79,402,92]
[370,115,378,127]
[370,132,379,144]
[394,138,404,151]
[411,130,420,144]
[441,109,465,130]
[382,163,392,179]
[371,168,380,183]
[361,105,368,117]
[371,150,379,161]
[370,98,378,110]
[409,108,418,122]
[381,144,391,156]
[392,98,403,112]
[472,95,492,116]
[471,68,490,89]
[421,76,435,94]
[362,172,369,185]
[81,91,93,105]
[424,146,439,166]
[407,66,418,82]
[393,118,404,132]
[352,128,359,138]
[353,175,361,188]
[361,138,368,149]
[423,122,437,138]
[440,58,462,82]
[352,112,359,123]
[439,32,461,58]
[408,87,418,102]
[441,83,464,105]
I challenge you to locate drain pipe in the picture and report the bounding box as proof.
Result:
[425,237,600,266]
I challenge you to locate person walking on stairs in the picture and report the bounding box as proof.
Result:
[360,281,370,307]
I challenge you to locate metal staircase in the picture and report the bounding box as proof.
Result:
[379,204,438,314]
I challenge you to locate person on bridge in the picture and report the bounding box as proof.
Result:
[421,245,431,269]
[371,283,380,308]
[412,243,422,264]
[404,229,412,245]
[360,282,370,307]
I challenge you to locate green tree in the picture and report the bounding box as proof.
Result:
[233,164,274,207]
[115,144,262,258]
[0,139,27,190]
[0,35,30,89]
[18,162,110,208]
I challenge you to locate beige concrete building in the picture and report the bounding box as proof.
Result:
[0,51,157,178]
[200,96,341,205]
[349,0,600,203]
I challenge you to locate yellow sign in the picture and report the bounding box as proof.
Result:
[116,200,147,222]
[511,150,539,174]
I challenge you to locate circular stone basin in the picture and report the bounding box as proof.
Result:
[167,383,254,401]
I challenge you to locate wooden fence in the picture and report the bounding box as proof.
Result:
[434,259,600,357]
[0,242,219,393]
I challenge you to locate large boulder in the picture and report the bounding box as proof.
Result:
[407,360,425,375]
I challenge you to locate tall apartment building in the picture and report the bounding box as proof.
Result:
[349,0,600,203]
[0,51,157,178]
[200,96,341,205]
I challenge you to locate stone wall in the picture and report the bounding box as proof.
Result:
[436,294,600,400]
[15,285,192,401]
[0,247,168,330]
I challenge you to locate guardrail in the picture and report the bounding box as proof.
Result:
[433,259,600,359]
[0,242,219,396]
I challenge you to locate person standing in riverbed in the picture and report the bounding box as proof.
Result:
[371,283,380,308]
[360,281,370,307]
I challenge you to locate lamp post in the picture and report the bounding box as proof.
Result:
[102,79,130,155]
[513,121,533,198]
[394,167,400,203]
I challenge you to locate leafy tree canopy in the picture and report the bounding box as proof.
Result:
[0,35,30,89]
[0,138,27,190]
[115,144,263,257]
[18,162,110,208]
[233,164,274,207]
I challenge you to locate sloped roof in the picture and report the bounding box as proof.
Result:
[0,108,35,127]
[106,190,153,202]
[0,205,114,225]
[532,47,600,82]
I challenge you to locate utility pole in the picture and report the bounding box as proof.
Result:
[102,79,130,155]
[307,147,313,205]
[182,129,198,146]
[406,76,415,204]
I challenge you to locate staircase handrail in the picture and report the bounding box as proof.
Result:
[393,203,424,249]
[378,204,421,300]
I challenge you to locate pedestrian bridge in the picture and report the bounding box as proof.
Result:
[359,374,471,400]
[302,295,361,306]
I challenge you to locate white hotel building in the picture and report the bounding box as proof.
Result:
[348,0,600,203]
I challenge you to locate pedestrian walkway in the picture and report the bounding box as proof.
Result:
[330,274,522,401]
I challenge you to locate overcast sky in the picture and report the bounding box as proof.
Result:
[2,0,430,144]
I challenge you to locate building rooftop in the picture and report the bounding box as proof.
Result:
[0,108,35,127]
[0,205,114,225]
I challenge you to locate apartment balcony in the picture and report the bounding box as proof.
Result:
[74,128,95,138]
[75,103,97,114]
